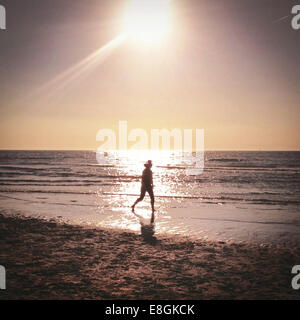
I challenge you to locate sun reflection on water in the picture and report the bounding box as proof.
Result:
[95,149,189,235]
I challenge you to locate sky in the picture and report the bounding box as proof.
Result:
[0,0,299,150]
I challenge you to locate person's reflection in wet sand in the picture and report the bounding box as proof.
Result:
[133,211,157,244]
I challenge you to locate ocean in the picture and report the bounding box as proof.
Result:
[0,150,299,243]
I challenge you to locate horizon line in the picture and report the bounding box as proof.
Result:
[0,149,299,152]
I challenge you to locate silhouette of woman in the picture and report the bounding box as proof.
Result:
[131,160,155,214]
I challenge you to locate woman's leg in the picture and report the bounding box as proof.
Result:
[132,185,146,212]
[147,187,155,213]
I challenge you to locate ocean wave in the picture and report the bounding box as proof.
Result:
[0,175,140,183]
[1,189,299,206]
[205,166,300,172]
[156,165,187,170]
[0,189,91,195]
[0,179,105,184]
[0,194,98,207]
[209,158,241,162]
[189,216,300,227]
[0,183,114,187]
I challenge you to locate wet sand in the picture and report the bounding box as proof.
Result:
[0,213,299,300]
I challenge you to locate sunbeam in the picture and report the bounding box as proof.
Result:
[34,34,127,99]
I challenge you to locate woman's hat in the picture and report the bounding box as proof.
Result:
[144,160,152,167]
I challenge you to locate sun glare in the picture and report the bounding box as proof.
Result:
[123,0,172,44]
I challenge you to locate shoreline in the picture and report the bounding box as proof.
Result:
[0,213,299,300]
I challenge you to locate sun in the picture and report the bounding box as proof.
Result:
[123,0,172,44]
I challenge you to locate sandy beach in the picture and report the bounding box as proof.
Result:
[0,213,299,300]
